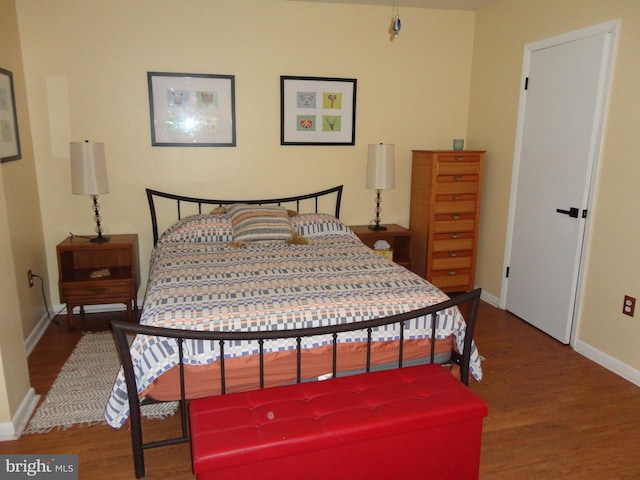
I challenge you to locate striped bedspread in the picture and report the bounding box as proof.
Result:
[105,218,482,428]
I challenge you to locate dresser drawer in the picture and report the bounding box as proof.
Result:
[435,178,479,196]
[432,233,475,252]
[437,153,483,162]
[429,269,472,290]
[431,251,473,271]
[433,213,476,234]
[433,199,477,215]
[436,155,482,177]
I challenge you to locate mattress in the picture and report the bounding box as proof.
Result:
[105,213,482,428]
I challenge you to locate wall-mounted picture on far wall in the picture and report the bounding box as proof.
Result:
[0,67,22,163]
[281,76,357,146]
[147,71,236,147]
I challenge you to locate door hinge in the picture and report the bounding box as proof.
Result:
[506,266,510,278]
[524,77,529,90]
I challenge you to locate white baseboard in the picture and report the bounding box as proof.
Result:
[12,302,140,441]
[24,310,52,357]
[474,289,640,386]
[574,340,640,387]
[25,300,143,357]
[479,289,500,308]
[0,388,40,441]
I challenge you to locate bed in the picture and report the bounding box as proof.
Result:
[106,185,483,478]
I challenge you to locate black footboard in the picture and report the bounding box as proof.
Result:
[111,287,481,478]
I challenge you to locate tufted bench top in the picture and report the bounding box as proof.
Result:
[190,364,487,478]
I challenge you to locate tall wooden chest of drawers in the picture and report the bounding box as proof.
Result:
[409,150,484,292]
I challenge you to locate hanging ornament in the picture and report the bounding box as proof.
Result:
[393,14,402,38]
[389,1,401,41]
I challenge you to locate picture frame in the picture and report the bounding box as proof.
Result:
[280,76,357,146]
[148,72,236,147]
[0,67,21,163]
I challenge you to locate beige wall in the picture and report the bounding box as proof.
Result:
[0,0,39,425]
[15,0,477,304]
[5,0,639,428]
[469,0,640,373]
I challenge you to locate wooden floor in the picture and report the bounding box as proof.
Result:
[3,302,640,479]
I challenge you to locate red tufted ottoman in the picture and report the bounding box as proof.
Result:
[189,364,488,480]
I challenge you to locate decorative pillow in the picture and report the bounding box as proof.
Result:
[291,213,358,239]
[226,204,294,243]
[157,214,233,245]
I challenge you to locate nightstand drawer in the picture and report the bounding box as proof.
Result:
[61,279,134,301]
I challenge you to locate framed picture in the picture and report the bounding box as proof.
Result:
[0,67,21,163]
[148,72,236,147]
[280,76,357,146]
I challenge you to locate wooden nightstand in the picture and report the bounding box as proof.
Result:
[56,234,140,328]
[350,224,412,269]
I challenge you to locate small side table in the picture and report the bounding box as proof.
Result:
[56,234,140,328]
[349,224,412,269]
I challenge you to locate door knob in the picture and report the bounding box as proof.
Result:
[556,207,579,218]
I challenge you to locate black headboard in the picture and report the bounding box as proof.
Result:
[146,185,344,246]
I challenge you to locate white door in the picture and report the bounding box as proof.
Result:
[503,22,617,344]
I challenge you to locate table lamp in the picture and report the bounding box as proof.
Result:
[366,143,395,231]
[70,141,110,243]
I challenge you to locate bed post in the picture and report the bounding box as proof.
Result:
[146,188,160,246]
[111,323,147,478]
[450,288,482,386]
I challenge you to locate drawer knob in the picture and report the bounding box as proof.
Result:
[450,233,459,238]
[451,215,460,220]
[454,176,463,181]
[453,195,461,200]
[455,156,464,161]
[449,252,458,257]
[448,271,457,275]
[87,288,107,295]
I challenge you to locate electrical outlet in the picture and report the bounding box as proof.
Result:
[623,295,635,317]
[27,269,34,288]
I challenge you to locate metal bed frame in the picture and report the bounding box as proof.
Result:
[111,287,481,479]
[110,185,481,478]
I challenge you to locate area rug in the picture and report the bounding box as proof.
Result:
[25,331,177,433]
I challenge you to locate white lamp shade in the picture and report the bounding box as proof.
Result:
[70,141,109,195]
[366,144,395,190]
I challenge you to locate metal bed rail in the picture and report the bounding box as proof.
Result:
[111,287,481,478]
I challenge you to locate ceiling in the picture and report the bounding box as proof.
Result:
[293,0,498,11]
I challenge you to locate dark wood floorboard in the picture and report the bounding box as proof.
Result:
[2,302,640,479]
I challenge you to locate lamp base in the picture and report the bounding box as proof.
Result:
[90,235,110,243]
[368,224,387,231]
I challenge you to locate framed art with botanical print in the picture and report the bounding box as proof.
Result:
[148,71,236,147]
[280,76,357,146]
[0,67,21,163]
